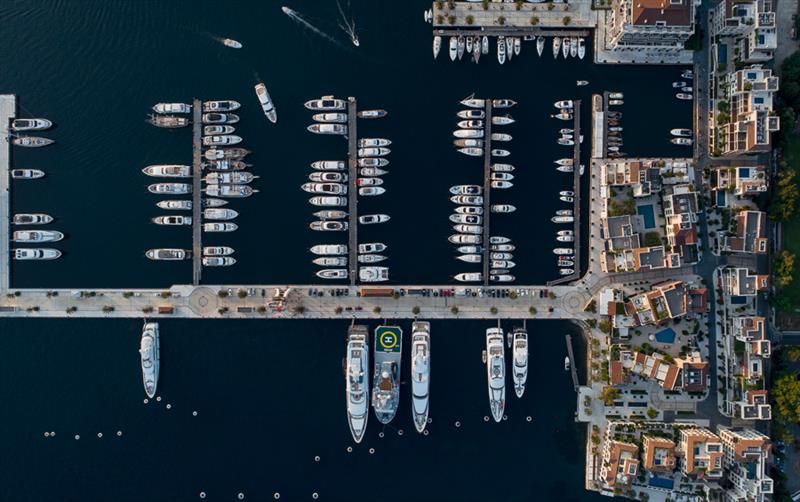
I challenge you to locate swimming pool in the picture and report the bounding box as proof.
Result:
[655,327,676,344]
[637,204,656,229]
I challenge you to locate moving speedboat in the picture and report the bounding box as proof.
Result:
[203,208,238,220]
[205,172,256,184]
[11,169,44,179]
[203,100,241,112]
[13,248,61,260]
[311,244,348,255]
[205,184,256,198]
[203,257,236,266]
[454,272,482,282]
[359,214,390,224]
[145,248,190,261]
[142,164,191,178]
[372,325,403,423]
[309,196,347,206]
[317,269,347,279]
[305,96,346,111]
[512,327,528,398]
[11,118,52,131]
[360,266,389,282]
[203,222,238,232]
[12,230,64,243]
[152,215,191,225]
[222,38,243,49]
[255,83,277,123]
[485,327,506,422]
[13,213,53,225]
[153,103,191,114]
[310,220,348,231]
[312,160,346,171]
[670,128,693,137]
[345,324,370,443]
[202,112,239,124]
[148,183,191,194]
[410,321,431,433]
[13,136,54,147]
[141,322,160,398]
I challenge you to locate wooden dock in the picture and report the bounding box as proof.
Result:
[347,98,358,286]
[549,99,581,286]
[565,334,579,391]
[482,100,493,286]
[0,95,15,292]
[191,98,202,286]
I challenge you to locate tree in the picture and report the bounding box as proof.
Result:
[237,289,248,299]
[644,231,662,247]
[490,306,498,314]
[218,307,229,315]
[769,167,798,221]
[598,319,613,334]
[218,290,229,298]
[530,16,539,25]
[102,306,115,313]
[562,16,572,25]
[498,15,506,25]
[646,408,658,419]
[373,306,382,314]
[334,306,343,314]
[293,305,306,314]
[466,15,474,25]
[412,306,420,315]
[772,374,800,424]
[142,306,154,314]
[451,306,459,315]
[775,250,796,288]
[599,386,621,406]
[786,347,800,363]
[529,306,537,315]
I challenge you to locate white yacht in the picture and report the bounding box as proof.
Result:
[449,234,481,245]
[202,135,242,146]
[449,184,482,196]
[313,256,347,267]
[454,272,482,282]
[456,254,481,263]
[536,36,545,56]
[357,109,387,119]
[491,133,512,141]
[359,266,389,282]
[671,138,693,146]
[13,213,53,225]
[148,183,191,195]
[482,36,489,54]
[312,160,346,171]
[205,184,256,198]
[345,324,370,443]
[676,93,693,100]
[302,183,346,195]
[11,169,44,179]
[203,222,238,232]
[491,244,515,252]
[670,128,693,137]
[458,147,484,156]
[457,35,465,60]
[491,163,515,172]
[203,100,241,112]
[13,248,61,260]
[433,35,442,59]
[455,206,484,215]
[491,204,516,213]
[203,208,238,220]
[449,36,458,61]
[578,38,586,59]
[372,326,403,424]
[222,38,243,49]
[11,118,52,131]
[152,215,191,226]
[313,113,347,123]
[485,327,506,422]
[203,125,235,136]
[153,103,191,114]
[254,82,277,123]
[12,230,63,242]
[140,322,160,399]
[490,172,514,181]
[553,247,574,255]
[492,115,515,126]
[489,236,510,244]
[309,196,347,206]
[410,321,431,433]
[358,147,390,157]
[310,221,348,232]
[450,213,482,224]
[203,256,236,266]
[552,36,561,58]
[310,172,347,183]
[357,157,389,168]
[307,123,347,135]
[497,36,506,64]
[304,96,347,111]
[358,186,385,196]
[491,180,513,189]
[457,119,483,129]
[457,245,483,254]
[357,254,386,264]
[142,164,191,178]
[358,214,390,224]
[492,99,516,109]
[202,113,239,124]
[147,115,190,128]
[203,246,234,256]
[458,109,485,119]
[359,167,387,177]
[205,172,256,184]
[145,248,190,261]
[314,209,347,220]
[358,242,386,254]
[561,37,570,58]
[511,327,528,398]
[311,244,348,255]
[491,149,510,157]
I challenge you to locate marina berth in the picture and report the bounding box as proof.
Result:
[11,169,45,179]
[11,118,52,131]
[142,164,191,178]
[357,157,388,168]
[152,102,191,114]
[317,269,347,279]
[311,244,348,255]
[358,242,386,254]
[204,184,256,198]
[358,186,385,196]
[204,147,250,160]
[312,160,346,171]
[357,254,387,264]
[454,272,482,282]
[202,100,241,112]
[203,256,236,267]
[13,213,53,225]
[203,222,238,232]
[203,125,235,135]
[148,183,191,194]
[410,321,431,433]
[255,83,277,123]
[203,208,238,220]
[356,109,387,119]
[357,147,390,157]
[12,136,54,147]
[313,256,347,267]
[204,171,256,184]
[202,112,239,124]
[152,215,191,225]
[13,248,61,260]
[202,134,243,146]
[203,246,234,256]
[147,115,189,128]
[301,182,346,195]
[140,323,160,398]
[309,196,347,206]
[308,123,347,135]
[145,248,190,261]
[345,325,370,443]
[310,220,348,231]
[304,96,346,111]
[12,230,64,242]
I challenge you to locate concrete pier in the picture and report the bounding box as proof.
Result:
[433,29,592,37]
[346,97,358,286]
[0,94,16,292]
[565,334,579,391]
[482,100,493,286]
[191,99,202,285]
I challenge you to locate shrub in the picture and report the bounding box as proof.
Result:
[466,15,474,25]
[563,16,572,25]
[451,306,459,315]
[373,306,382,314]
[237,289,248,298]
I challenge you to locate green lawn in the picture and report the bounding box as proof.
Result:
[780,132,800,308]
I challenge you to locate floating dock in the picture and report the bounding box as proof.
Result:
[0,94,16,292]
[347,97,358,286]
[482,100,493,287]
[549,99,581,286]
[191,98,202,286]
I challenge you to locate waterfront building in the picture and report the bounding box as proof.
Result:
[722,210,768,254]
[678,428,724,480]
[710,0,776,62]
[719,66,780,155]
[717,427,773,501]
[608,0,699,51]
[642,435,677,473]
[600,440,640,490]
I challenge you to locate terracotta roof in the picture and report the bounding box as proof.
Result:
[643,436,676,472]
[632,0,692,26]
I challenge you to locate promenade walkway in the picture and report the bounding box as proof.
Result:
[0,94,15,291]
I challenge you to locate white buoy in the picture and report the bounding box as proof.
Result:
[378,432,384,438]
[427,417,432,424]
[368,448,375,454]
[273,493,280,500]
[166,404,172,410]
[484,416,489,422]
[346,446,353,453]
[51,431,56,437]
[423,430,430,436]
[193,411,198,417]
[312,493,319,500]
[74,434,80,440]
[97,432,103,438]
[44,432,50,438]
[526,416,532,422]
[455,421,461,428]
[398,429,404,436]
[156,396,162,402]
[502,415,508,421]
[237,493,244,500]
[199,492,206,499]
[116,430,122,437]
[314,455,320,462]
[143,398,149,404]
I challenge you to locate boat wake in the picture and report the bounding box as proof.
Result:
[336,0,359,47]
[281,5,348,50]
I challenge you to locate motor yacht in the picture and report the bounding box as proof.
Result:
[466,36,473,54]
[360,167,387,177]
[453,224,482,235]
[310,220,348,231]
[309,172,347,183]
[205,172,256,184]
[457,35,465,60]
[449,185,482,196]
[203,222,238,232]
[570,37,578,58]
[536,36,544,56]
[491,149,510,157]
[305,96,346,111]
[357,157,389,168]
[609,99,624,106]
[552,36,561,58]
[491,244,515,252]
[11,169,44,179]
[671,138,693,146]
[558,259,575,267]
[457,119,483,130]
[345,325,370,443]
[140,322,160,398]
[560,196,574,202]
[301,183,347,195]
[552,111,573,121]
[359,214,390,224]
[203,246,235,256]
[357,109,387,119]
[313,256,347,267]
[203,256,236,266]
[372,325,403,424]
[491,180,513,189]
[312,160,346,171]
[145,248,190,261]
[358,254,387,264]
[452,129,484,139]
[153,103,191,114]
[552,215,574,223]
[460,95,485,108]
[360,266,389,282]
[491,163,515,172]
[450,214,482,224]
[359,138,391,148]
[489,236,510,244]
[358,242,387,254]
[491,274,514,282]
[13,248,61,260]
[491,259,516,269]
[152,215,191,226]
[554,100,574,109]
[203,125,235,136]
[203,100,241,112]
[491,204,516,213]
[455,206,484,215]
[490,172,514,181]
[203,134,242,146]
[12,230,64,242]
[317,269,347,279]
[204,148,250,161]
[676,93,692,100]
[450,195,483,205]
[561,37,570,58]
[559,268,575,275]
[670,128,693,137]
[492,99,516,108]
[313,112,347,123]
[410,322,431,433]
[557,166,574,173]
[254,83,277,123]
[490,252,513,260]
[359,186,386,196]
[142,164,191,178]
[557,235,574,242]
[311,244,348,255]
[205,184,256,198]
[491,133,512,142]
[11,118,53,131]
[556,209,573,216]
[457,245,483,254]
[433,35,442,59]
[456,254,481,263]
[505,36,514,60]
[485,327,506,422]
[511,327,528,398]
[553,247,574,255]
[203,208,238,220]
[577,80,589,86]
[492,115,515,126]
[202,112,239,124]
[357,177,383,187]
[578,38,585,59]
[458,147,484,156]
[13,136,54,147]
[309,196,347,206]
[555,158,574,166]
[358,147,390,157]
[448,234,481,245]
[148,183,191,194]
[454,272,482,282]
[513,37,521,56]
[13,213,53,225]
[458,109,485,119]
[449,36,458,61]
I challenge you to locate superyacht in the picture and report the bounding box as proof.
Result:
[141,322,160,398]
[511,327,528,398]
[411,321,431,433]
[345,324,370,443]
[485,327,506,422]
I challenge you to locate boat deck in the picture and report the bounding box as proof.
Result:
[481,100,493,287]
[347,98,358,286]
[0,95,16,292]
[191,99,202,285]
